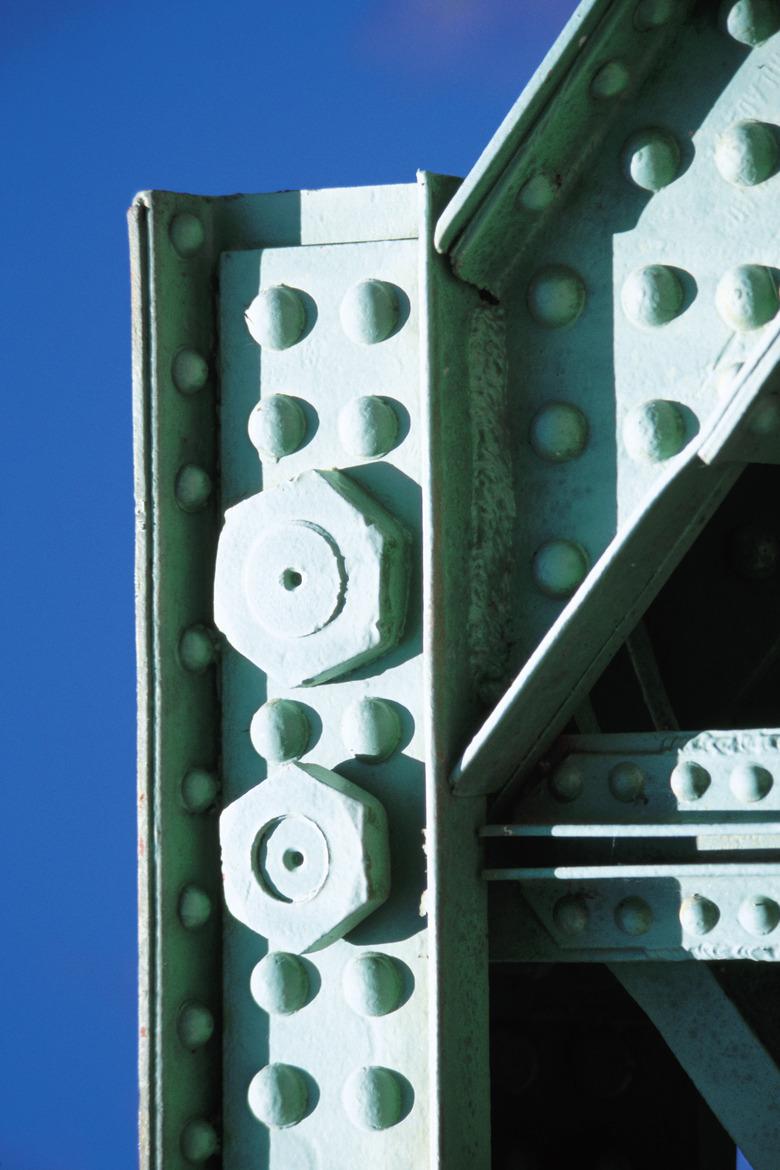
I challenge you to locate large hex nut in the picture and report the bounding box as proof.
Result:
[220,762,390,953]
[214,469,410,686]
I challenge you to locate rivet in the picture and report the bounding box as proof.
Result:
[679,894,720,936]
[175,464,212,513]
[250,952,310,1015]
[169,212,205,258]
[250,699,310,763]
[180,768,220,814]
[739,894,780,935]
[634,0,677,28]
[527,265,586,328]
[622,264,684,327]
[715,120,778,185]
[670,760,711,801]
[609,762,645,803]
[623,128,680,191]
[548,759,585,802]
[248,1063,309,1128]
[532,539,588,599]
[179,625,217,673]
[248,394,306,461]
[343,953,404,1017]
[721,0,780,45]
[728,522,780,580]
[341,697,402,763]
[180,1119,219,1163]
[177,1002,215,1050]
[614,896,653,935]
[591,60,630,99]
[342,1066,403,1131]
[340,280,399,345]
[716,264,778,330]
[245,286,306,350]
[338,395,399,458]
[517,173,557,211]
[172,349,209,395]
[729,762,773,802]
[178,885,212,930]
[530,402,589,462]
[553,894,590,936]
[622,399,686,463]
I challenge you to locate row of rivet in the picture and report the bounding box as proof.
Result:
[250,696,403,764]
[553,890,780,938]
[247,1061,408,1131]
[248,391,401,461]
[549,757,776,803]
[245,279,404,351]
[250,950,408,1017]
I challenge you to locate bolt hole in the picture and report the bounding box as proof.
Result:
[283,849,304,871]
[281,569,303,591]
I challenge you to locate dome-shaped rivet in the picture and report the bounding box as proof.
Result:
[180,1119,219,1163]
[178,885,212,930]
[248,394,306,460]
[532,539,588,599]
[342,1066,403,1130]
[722,0,780,45]
[548,759,584,802]
[623,399,687,463]
[615,896,653,936]
[739,894,780,935]
[623,128,680,191]
[245,286,306,350]
[680,894,720,936]
[180,768,220,814]
[527,265,586,328]
[517,173,558,212]
[169,212,205,258]
[716,264,779,330]
[591,60,631,99]
[343,953,404,1017]
[553,894,590,936]
[622,264,685,327]
[172,348,209,395]
[338,395,399,458]
[671,761,711,802]
[179,625,218,673]
[250,699,310,763]
[175,464,212,513]
[177,1002,215,1050]
[530,402,589,462]
[730,762,773,802]
[341,697,402,763]
[715,121,778,185]
[609,762,645,803]
[250,952,310,1015]
[634,0,678,29]
[340,280,400,344]
[248,1063,309,1128]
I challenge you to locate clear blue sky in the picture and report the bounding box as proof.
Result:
[0,2,750,1168]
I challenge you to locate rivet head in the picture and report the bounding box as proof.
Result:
[591,60,631,99]
[532,539,588,599]
[343,953,405,1017]
[548,759,584,802]
[169,212,205,258]
[338,395,399,458]
[623,399,686,463]
[245,521,346,640]
[248,394,306,460]
[179,625,217,673]
[250,699,310,763]
[172,349,209,395]
[634,0,678,29]
[341,697,402,762]
[342,1066,403,1130]
[730,762,773,802]
[340,280,399,344]
[715,120,778,185]
[245,286,306,350]
[177,1002,215,1050]
[739,894,780,935]
[670,760,711,802]
[527,265,585,328]
[679,894,720,936]
[623,128,680,191]
[716,264,778,330]
[180,768,220,813]
[614,896,653,936]
[609,762,645,803]
[248,1063,309,1128]
[175,464,212,513]
[622,264,684,327]
[553,894,590,936]
[178,885,212,930]
[517,172,558,212]
[250,952,310,1015]
[722,0,780,45]
[530,402,589,462]
[180,1119,219,1163]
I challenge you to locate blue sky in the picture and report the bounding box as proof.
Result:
[0,1,750,1167]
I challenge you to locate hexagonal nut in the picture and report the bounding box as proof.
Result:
[214,469,410,686]
[220,762,390,953]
